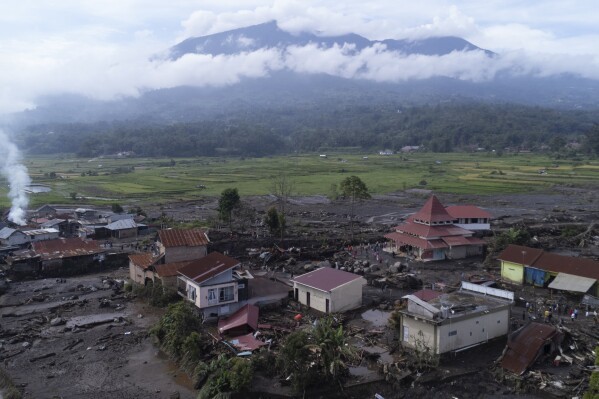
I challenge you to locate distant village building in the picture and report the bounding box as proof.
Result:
[0,227,60,247]
[498,244,599,296]
[400,146,420,153]
[379,149,394,156]
[384,195,488,261]
[105,219,138,239]
[33,205,57,218]
[399,282,514,354]
[292,267,366,313]
[157,228,209,263]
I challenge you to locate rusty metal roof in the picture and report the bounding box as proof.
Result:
[411,195,454,223]
[218,304,259,335]
[501,322,561,375]
[128,253,159,270]
[497,245,544,266]
[158,228,209,248]
[32,238,104,260]
[178,251,239,284]
[154,260,192,277]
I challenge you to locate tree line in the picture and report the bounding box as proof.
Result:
[15,102,599,157]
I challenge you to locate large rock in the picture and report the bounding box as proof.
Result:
[50,317,65,326]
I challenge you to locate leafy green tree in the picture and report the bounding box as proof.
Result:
[264,206,280,236]
[150,302,203,359]
[583,346,599,399]
[276,331,315,393]
[111,203,124,213]
[218,188,240,229]
[339,175,370,241]
[309,316,356,379]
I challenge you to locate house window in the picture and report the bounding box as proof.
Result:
[403,326,409,342]
[188,286,196,301]
[448,330,457,336]
[219,286,234,303]
[207,288,217,305]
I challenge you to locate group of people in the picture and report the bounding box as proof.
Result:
[524,301,598,324]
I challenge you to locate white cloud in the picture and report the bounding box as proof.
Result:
[0,1,598,114]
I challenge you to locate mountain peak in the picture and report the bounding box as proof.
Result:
[169,21,493,59]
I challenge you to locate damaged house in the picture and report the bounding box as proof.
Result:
[385,195,488,261]
[499,244,599,296]
[399,282,513,354]
[500,322,564,375]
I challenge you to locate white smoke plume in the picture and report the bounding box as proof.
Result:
[0,130,31,225]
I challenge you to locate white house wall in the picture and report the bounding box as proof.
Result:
[436,308,509,354]
[330,278,366,312]
[200,269,234,286]
[400,317,437,352]
[295,284,330,313]
[454,223,490,231]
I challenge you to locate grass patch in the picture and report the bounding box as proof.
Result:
[1,153,598,207]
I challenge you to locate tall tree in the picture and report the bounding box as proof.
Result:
[218,188,240,230]
[271,172,294,239]
[339,176,370,241]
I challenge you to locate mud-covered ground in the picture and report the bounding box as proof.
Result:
[1,186,598,398]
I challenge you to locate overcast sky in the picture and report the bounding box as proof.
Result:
[0,0,597,114]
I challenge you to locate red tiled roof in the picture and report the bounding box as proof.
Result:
[385,232,448,250]
[411,195,453,223]
[128,253,159,270]
[155,260,192,277]
[501,322,561,375]
[292,267,364,292]
[445,205,492,219]
[158,229,209,248]
[32,238,103,260]
[178,251,239,284]
[218,304,259,334]
[533,252,599,280]
[497,245,544,266]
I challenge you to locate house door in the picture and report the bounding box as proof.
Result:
[325,298,330,313]
[294,288,298,301]
[306,292,310,308]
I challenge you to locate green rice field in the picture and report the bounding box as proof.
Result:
[1,152,598,207]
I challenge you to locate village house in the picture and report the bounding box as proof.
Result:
[445,205,492,231]
[105,219,138,239]
[498,244,599,296]
[0,228,29,247]
[128,252,162,286]
[399,282,514,354]
[384,195,487,261]
[0,227,60,247]
[157,228,209,263]
[177,251,242,319]
[32,204,57,219]
[292,267,366,313]
[32,237,106,273]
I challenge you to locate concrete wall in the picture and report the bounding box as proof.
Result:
[400,317,437,352]
[114,228,137,239]
[129,262,145,285]
[161,245,207,263]
[330,278,366,312]
[501,261,524,284]
[436,308,510,353]
[294,284,330,313]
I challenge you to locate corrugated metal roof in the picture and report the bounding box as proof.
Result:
[218,304,259,334]
[534,252,599,281]
[292,267,365,292]
[105,219,137,230]
[154,260,191,277]
[32,238,104,260]
[178,251,239,284]
[23,228,59,236]
[158,229,209,248]
[128,253,159,270]
[228,333,267,352]
[548,273,596,293]
[501,322,560,375]
[0,227,17,239]
[497,245,544,266]
[445,205,492,219]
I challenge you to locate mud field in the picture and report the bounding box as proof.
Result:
[1,186,599,398]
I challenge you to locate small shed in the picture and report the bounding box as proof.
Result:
[218,304,259,336]
[106,219,138,239]
[292,268,366,313]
